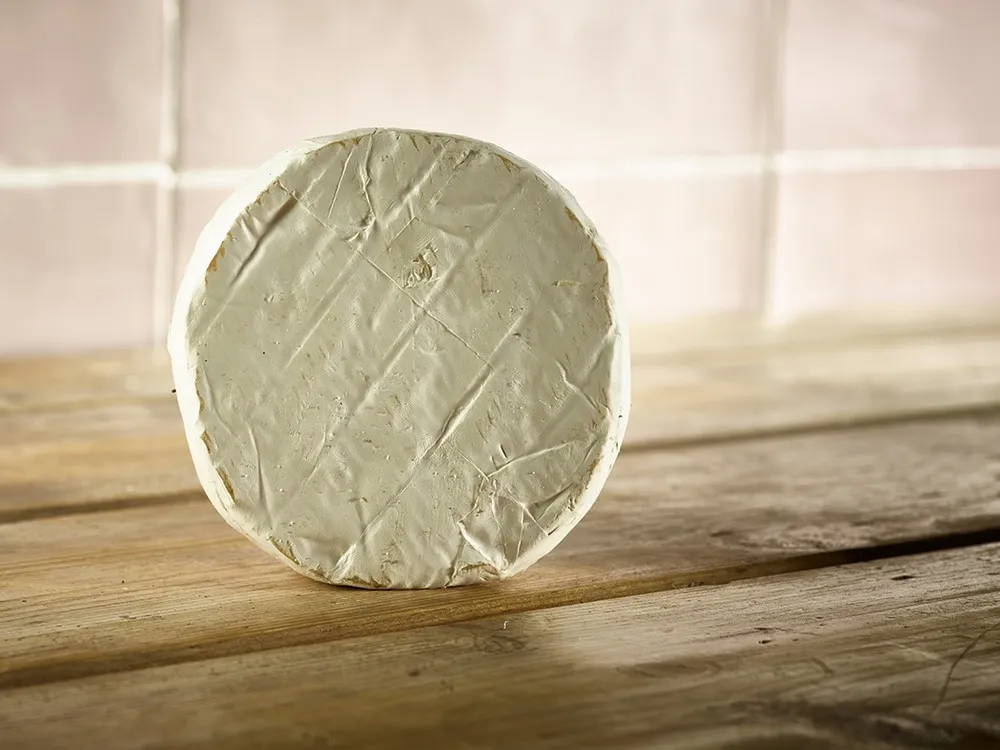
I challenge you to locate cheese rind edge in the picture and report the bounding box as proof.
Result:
[169,128,630,588]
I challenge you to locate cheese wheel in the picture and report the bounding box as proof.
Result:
[169,128,629,589]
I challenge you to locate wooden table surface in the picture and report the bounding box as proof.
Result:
[2,321,999,749]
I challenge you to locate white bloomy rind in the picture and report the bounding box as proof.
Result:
[169,128,629,589]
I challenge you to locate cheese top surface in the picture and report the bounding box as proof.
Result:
[169,128,629,589]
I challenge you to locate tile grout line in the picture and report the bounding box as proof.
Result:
[0,163,170,187]
[4,148,1000,189]
[755,0,789,324]
[775,147,1000,171]
[745,0,774,322]
[152,0,182,344]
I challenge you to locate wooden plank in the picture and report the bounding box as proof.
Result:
[2,414,998,688]
[2,318,996,412]
[628,309,1000,357]
[0,397,195,518]
[0,354,189,515]
[627,323,1000,447]
[0,349,172,412]
[2,543,997,749]
[2,327,999,517]
[0,391,178,445]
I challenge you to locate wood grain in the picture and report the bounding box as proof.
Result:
[2,414,998,689]
[3,543,997,749]
[2,319,996,416]
[627,322,1000,447]
[2,325,999,519]
[0,432,195,520]
[0,348,172,412]
[1,329,998,747]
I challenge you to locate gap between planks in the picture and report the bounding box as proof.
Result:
[2,330,1000,697]
[2,411,999,688]
[0,418,1000,679]
[2,400,999,526]
[626,400,1000,454]
[2,544,998,749]
[3,517,1000,691]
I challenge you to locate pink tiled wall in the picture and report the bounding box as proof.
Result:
[1,0,999,355]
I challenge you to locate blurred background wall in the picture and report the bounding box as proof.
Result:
[1,0,999,356]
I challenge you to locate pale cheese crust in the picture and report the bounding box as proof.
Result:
[169,128,629,588]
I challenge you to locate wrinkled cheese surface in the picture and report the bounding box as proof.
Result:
[169,128,629,588]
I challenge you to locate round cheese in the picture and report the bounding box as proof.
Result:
[169,128,630,589]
